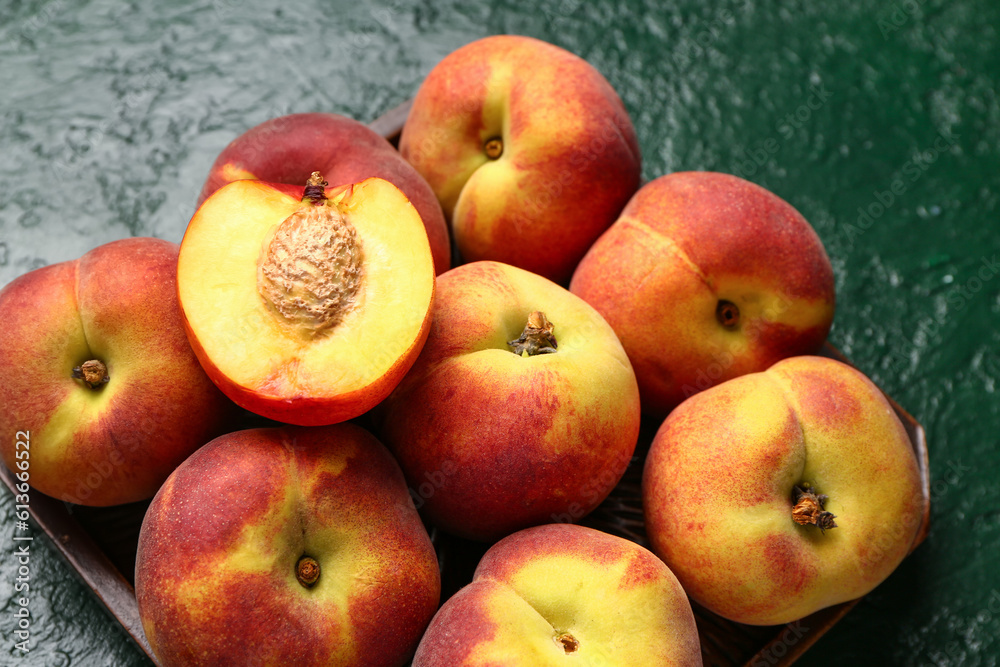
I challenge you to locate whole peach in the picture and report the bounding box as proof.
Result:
[642,355,924,625]
[414,524,702,666]
[135,424,441,666]
[377,261,641,542]
[571,171,835,417]
[400,35,641,284]
[0,238,234,505]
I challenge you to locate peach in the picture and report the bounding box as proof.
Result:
[376,261,640,542]
[399,35,641,284]
[135,423,441,666]
[178,173,435,426]
[413,523,702,666]
[0,238,234,505]
[642,355,924,625]
[570,171,836,416]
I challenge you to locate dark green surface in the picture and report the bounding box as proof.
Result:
[2,0,999,664]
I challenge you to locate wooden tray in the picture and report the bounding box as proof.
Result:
[0,102,931,667]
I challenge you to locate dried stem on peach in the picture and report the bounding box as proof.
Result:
[508,311,558,356]
[555,632,579,653]
[483,137,503,160]
[71,359,109,389]
[716,299,740,328]
[296,556,320,588]
[791,484,837,532]
[302,171,329,204]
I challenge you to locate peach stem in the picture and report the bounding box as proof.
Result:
[555,632,579,653]
[508,311,558,356]
[716,299,740,328]
[302,171,329,205]
[296,556,320,588]
[484,137,503,159]
[791,484,838,532]
[71,359,109,389]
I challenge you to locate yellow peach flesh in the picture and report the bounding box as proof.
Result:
[178,178,433,412]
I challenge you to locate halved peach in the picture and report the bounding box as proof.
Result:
[177,173,435,426]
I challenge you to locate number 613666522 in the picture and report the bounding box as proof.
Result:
[13,431,30,494]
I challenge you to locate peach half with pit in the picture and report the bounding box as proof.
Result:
[177,172,435,426]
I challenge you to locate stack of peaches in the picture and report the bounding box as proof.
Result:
[0,36,925,667]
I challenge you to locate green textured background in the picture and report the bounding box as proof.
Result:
[2,0,998,665]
